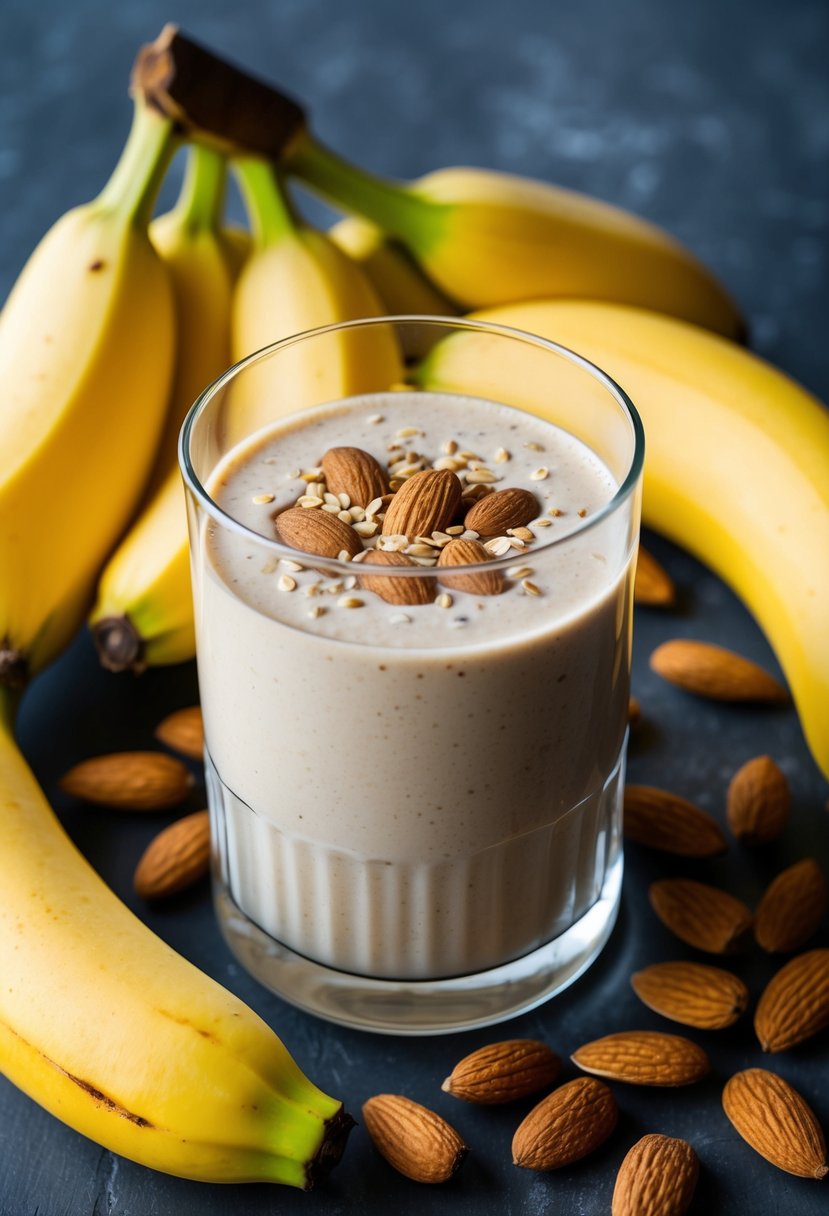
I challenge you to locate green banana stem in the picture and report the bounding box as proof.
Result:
[233,157,301,247]
[283,130,442,252]
[95,97,178,226]
[172,143,227,232]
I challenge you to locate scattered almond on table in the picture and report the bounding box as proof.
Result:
[722,1069,828,1179]
[571,1031,710,1087]
[134,810,211,900]
[59,751,194,811]
[155,705,204,760]
[441,1039,561,1105]
[649,638,789,703]
[726,754,790,844]
[511,1076,618,1170]
[612,1133,699,1216]
[362,1094,467,1184]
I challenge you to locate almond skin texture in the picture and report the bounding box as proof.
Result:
[571,1031,709,1087]
[755,859,828,953]
[154,706,204,761]
[649,639,788,703]
[362,1094,467,1184]
[381,468,462,539]
[649,878,753,953]
[59,752,193,811]
[463,487,540,535]
[437,537,504,595]
[612,1133,699,1216]
[321,445,388,507]
[134,810,211,900]
[442,1039,561,1105]
[624,785,727,857]
[274,506,361,560]
[754,948,829,1052]
[634,547,676,607]
[512,1076,618,1170]
[358,549,434,606]
[726,755,790,845]
[722,1069,828,1179]
[631,961,749,1030]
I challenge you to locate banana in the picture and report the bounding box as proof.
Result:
[90,144,239,672]
[284,136,744,338]
[0,694,352,1184]
[328,214,458,315]
[227,158,402,443]
[0,97,177,688]
[416,299,829,779]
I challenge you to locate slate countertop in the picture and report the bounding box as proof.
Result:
[1,1,828,1213]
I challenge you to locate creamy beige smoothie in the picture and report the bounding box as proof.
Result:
[196,389,631,981]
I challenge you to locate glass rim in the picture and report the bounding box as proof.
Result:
[179,314,645,576]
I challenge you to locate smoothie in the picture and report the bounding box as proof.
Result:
[196,389,632,981]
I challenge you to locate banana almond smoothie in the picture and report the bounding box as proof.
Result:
[195,387,633,988]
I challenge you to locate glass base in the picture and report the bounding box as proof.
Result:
[212,853,622,1035]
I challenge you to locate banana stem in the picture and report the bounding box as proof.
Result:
[95,97,178,227]
[0,684,20,733]
[233,157,300,247]
[283,130,440,250]
[173,143,227,232]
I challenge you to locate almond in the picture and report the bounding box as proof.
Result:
[628,696,641,728]
[361,1094,467,1183]
[634,547,676,607]
[381,468,462,539]
[649,639,788,703]
[754,948,829,1052]
[612,1133,699,1216]
[59,752,194,811]
[754,859,828,953]
[512,1076,617,1170]
[154,706,204,761]
[437,538,504,595]
[571,1031,709,1087]
[321,446,388,507]
[726,755,790,844]
[463,487,540,535]
[722,1069,828,1179]
[274,506,361,560]
[358,549,434,606]
[649,878,753,953]
[134,810,210,900]
[624,785,727,857]
[631,961,749,1030]
[442,1039,561,1105]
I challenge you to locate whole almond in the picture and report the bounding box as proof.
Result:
[155,706,204,761]
[722,1069,828,1179]
[442,1039,561,1105]
[274,506,361,560]
[754,948,829,1052]
[358,549,434,606]
[755,859,828,953]
[59,752,193,811]
[624,786,727,857]
[321,446,388,507]
[134,810,210,900]
[631,961,749,1030]
[512,1076,617,1170]
[382,468,462,539]
[362,1094,467,1183]
[571,1031,709,1087]
[612,1134,699,1216]
[649,878,753,953]
[634,548,676,607]
[437,538,504,595]
[463,487,540,535]
[726,755,790,844]
[649,639,788,703]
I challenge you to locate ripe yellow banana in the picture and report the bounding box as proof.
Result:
[0,97,176,688]
[0,694,351,1184]
[417,300,829,780]
[328,214,458,315]
[284,137,744,338]
[228,158,402,444]
[90,145,239,672]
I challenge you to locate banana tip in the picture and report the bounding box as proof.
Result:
[91,616,146,675]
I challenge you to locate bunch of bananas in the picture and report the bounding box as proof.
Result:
[1,21,827,1190]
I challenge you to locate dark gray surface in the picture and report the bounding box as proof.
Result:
[1,1,828,1213]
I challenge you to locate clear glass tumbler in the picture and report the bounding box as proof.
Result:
[180,316,643,1034]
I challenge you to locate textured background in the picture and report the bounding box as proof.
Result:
[1,0,828,1213]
